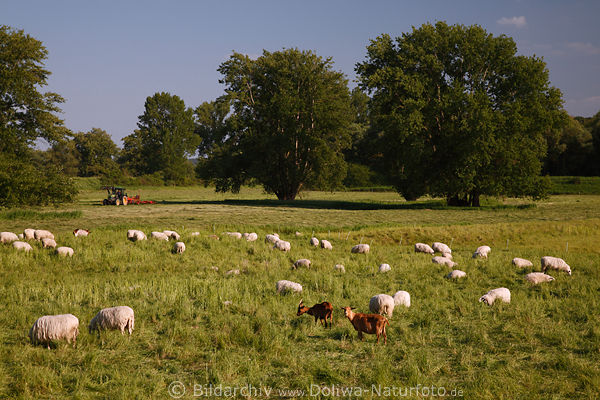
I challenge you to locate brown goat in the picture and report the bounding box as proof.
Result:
[341,306,389,344]
[297,299,333,328]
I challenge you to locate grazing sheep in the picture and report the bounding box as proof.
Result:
[473,245,491,259]
[541,256,572,276]
[309,237,319,246]
[265,234,280,244]
[276,280,302,294]
[226,269,240,275]
[341,307,389,344]
[191,232,200,236]
[369,294,395,318]
[173,242,186,254]
[378,263,391,273]
[446,270,467,279]
[88,306,134,335]
[351,244,370,254]
[41,238,57,249]
[414,243,435,254]
[273,240,291,252]
[295,231,302,236]
[163,230,181,240]
[208,234,220,240]
[34,230,54,241]
[18,233,24,239]
[320,239,333,250]
[225,232,242,239]
[56,247,74,257]
[334,264,346,273]
[293,259,311,269]
[392,291,411,308]
[29,314,79,349]
[127,230,147,242]
[512,258,533,268]
[73,229,90,237]
[479,288,511,306]
[442,252,453,260]
[12,241,32,252]
[0,232,19,243]
[432,256,457,268]
[243,232,258,241]
[151,231,170,241]
[525,272,555,285]
[432,242,451,254]
[223,300,233,306]
[23,228,36,240]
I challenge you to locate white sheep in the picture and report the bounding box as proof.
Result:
[12,241,32,252]
[525,272,555,285]
[73,229,90,237]
[432,242,451,254]
[41,238,57,249]
[173,242,186,254]
[512,258,533,268]
[293,259,311,269]
[0,232,19,244]
[378,263,391,273]
[34,230,54,241]
[414,243,434,254]
[276,280,302,294]
[541,256,572,276]
[446,270,467,279]
[309,237,319,246]
[56,246,74,257]
[265,234,280,244]
[334,264,346,273]
[432,256,457,268]
[226,269,240,275]
[18,233,24,239]
[163,230,181,240]
[351,244,370,254]
[127,230,147,242]
[479,288,511,306]
[320,239,333,250]
[151,231,170,241]
[369,294,395,317]
[442,252,453,260]
[243,232,258,241]
[225,232,242,239]
[23,228,36,240]
[191,232,200,236]
[295,231,302,236]
[273,240,291,252]
[29,314,79,348]
[473,245,491,259]
[392,291,411,308]
[88,306,134,335]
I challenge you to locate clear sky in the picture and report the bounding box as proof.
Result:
[3,0,600,145]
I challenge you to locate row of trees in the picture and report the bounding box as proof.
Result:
[2,23,599,206]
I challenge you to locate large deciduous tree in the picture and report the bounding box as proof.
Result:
[198,49,353,200]
[72,128,120,178]
[356,22,565,205]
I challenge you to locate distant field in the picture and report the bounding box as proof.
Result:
[0,187,598,398]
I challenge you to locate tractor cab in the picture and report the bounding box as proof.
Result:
[102,186,128,205]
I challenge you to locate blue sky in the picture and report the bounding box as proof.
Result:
[3,0,600,145]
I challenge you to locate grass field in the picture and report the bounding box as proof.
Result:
[0,186,599,399]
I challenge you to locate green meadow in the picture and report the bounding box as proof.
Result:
[0,185,599,399]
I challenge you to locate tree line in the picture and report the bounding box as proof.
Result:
[2,23,599,207]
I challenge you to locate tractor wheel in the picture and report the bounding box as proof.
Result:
[103,199,108,206]
[123,197,128,205]
[116,199,121,206]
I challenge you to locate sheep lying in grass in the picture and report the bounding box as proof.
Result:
[29,314,79,348]
[173,242,186,254]
[41,238,57,249]
[479,288,511,306]
[414,243,434,254]
[309,237,319,246]
[442,252,453,259]
[73,229,90,237]
[525,272,555,285]
[351,244,370,254]
[12,241,32,252]
[392,291,411,308]
[243,232,258,241]
[276,280,302,294]
[191,232,200,236]
[89,306,134,335]
[127,230,147,242]
[151,231,169,241]
[334,264,346,273]
[293,259,311,269]
[226,269,240,275]
[512,258,533,268]
[320,239,332,250]
[0,232,18,244]
[56,247,74,257]
[446,270,467,279]
[378,263,391,273]
[265,234,280,244]
[541,256,571,276]
[163,230,181,240]
[23,228,36,240]
[473,246,491,259]
[369,294,395,317]
[432,242,451,254]
[432,256,457,268]
[34,230,54,241]
[225,232,242,239]
[273,240,291,252]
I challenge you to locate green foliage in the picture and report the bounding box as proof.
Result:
[72,128,120,178]
[199,49,354,200]
[544,114,594,176]
[357,22,566,205]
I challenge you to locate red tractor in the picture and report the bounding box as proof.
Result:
[101,186,154,205]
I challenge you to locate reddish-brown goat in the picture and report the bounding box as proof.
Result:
[341,306,389,344]
[297,299,333,328]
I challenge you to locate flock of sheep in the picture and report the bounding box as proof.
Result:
[3,226,573,347]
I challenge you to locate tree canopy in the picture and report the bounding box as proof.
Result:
[72,128,120,178]
[356,22,565,205]
[198,48,354,200]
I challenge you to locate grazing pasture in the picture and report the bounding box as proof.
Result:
[0,185,599,398]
